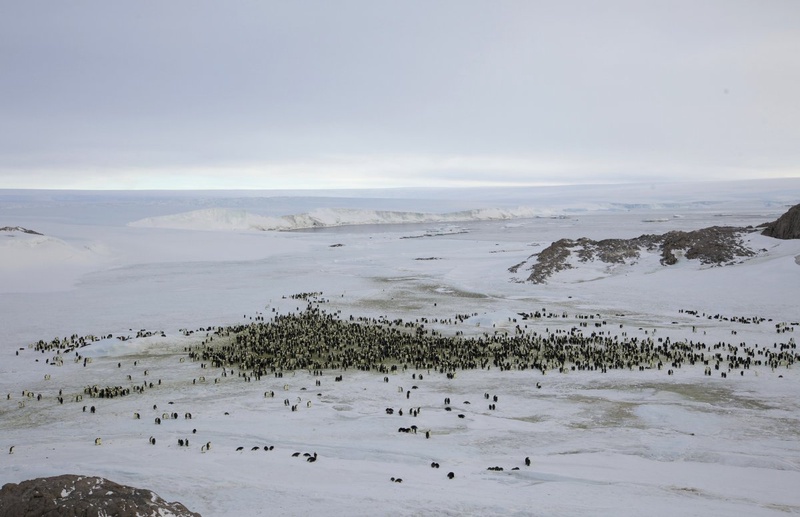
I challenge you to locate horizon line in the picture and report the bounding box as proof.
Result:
[2,177,798,193]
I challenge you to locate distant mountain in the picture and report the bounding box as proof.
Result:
[761,203,800,239]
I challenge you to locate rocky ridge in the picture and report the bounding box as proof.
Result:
[0,226,43,235]
[511,226,757,284]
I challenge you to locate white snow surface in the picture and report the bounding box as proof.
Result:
[1,180,800,516]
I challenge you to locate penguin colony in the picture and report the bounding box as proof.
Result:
[6,293,798,488]
[187,303,797,377]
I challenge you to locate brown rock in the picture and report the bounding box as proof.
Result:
[0,474,201,517]
[761,204,800,239]
[516,226,755,283]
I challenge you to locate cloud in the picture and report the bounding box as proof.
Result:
[1,1,799,189]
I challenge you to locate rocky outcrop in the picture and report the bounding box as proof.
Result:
[0,474,201,517]
[660,226,755,265]
[761,204,800,239]
[513,226,756,284]
[0,226,42,235]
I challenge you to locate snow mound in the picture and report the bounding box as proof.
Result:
[128,208,280,231]
[463,310,522,328]
[0,229,100,269]
[129,206,553,232]
[0,228,109,293]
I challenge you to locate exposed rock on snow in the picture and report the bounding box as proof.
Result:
[514,226,757,284]
[761,203,800,240]
[659,226,757,265]
[0,226,43,235]
[0,474,201,517]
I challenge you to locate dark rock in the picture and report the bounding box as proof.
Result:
[661,226,755,265]
[516,238,575,283]
[0,474,201,517]
[0,226,43,235]
[516,226,756,283]
[761,204,800,239]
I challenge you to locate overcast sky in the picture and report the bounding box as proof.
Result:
[1,1,798,190]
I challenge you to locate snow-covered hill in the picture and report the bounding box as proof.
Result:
[0,226,110,292]
[0,227,106,267]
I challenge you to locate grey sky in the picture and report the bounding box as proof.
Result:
[1,1,798,189]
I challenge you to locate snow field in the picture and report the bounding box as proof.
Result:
[2,182,800,515]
